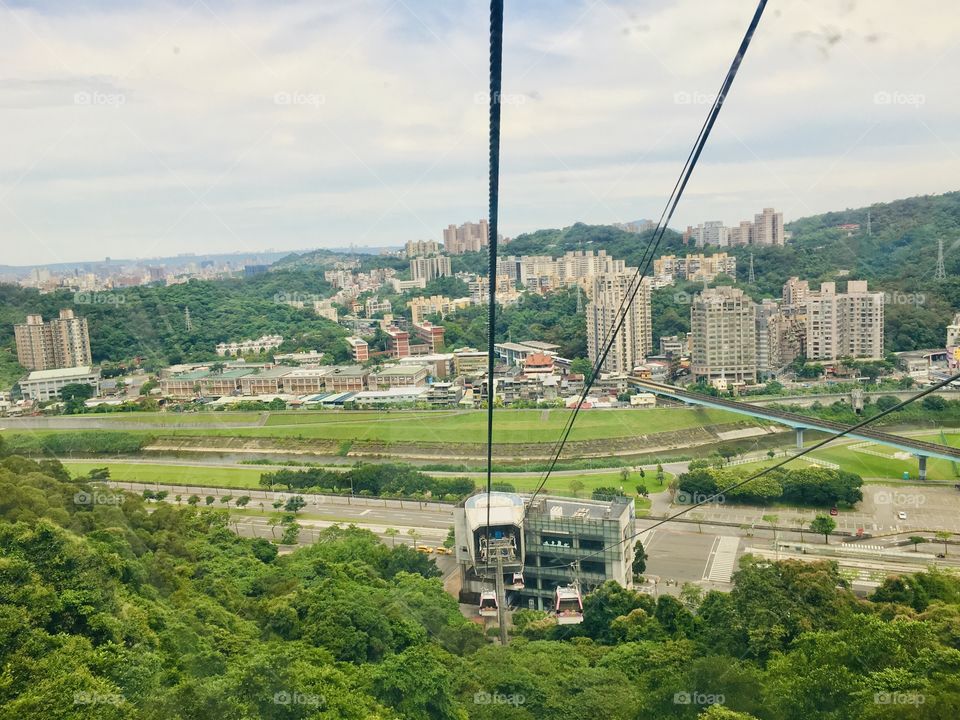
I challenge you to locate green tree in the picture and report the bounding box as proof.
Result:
[569,478,584,497]
[385,527,399,548]
[570,357,593,381]
[284,495,306,514]
[909,535,927,552]
[810,515,836,544]
[281,522,301,545]
[935,530,951,555]
[632,540,647,577]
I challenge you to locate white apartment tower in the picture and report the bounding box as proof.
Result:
[409,255,452,282]
[443,220,489,255]
[753,208,785,246]
[803,281,884,361]
[14,309,93,371]
[586,272,652,374]
[690,287,757,384]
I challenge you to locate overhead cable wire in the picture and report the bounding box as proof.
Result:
[564,368,960,568]
[523,0,769,516]
[483,0,505,581]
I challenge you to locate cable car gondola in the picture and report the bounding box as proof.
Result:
[508,572,524,590]
[478,590,499,617]
[554,585,584,625]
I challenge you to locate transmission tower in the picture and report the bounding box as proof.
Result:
[866,210,872,236]
[184,306,193,331]
[576,283,583,313]
[936,238,946,280]
[748,253,755,284]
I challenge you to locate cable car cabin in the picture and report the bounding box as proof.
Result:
[554,586,584,625]
[478,590,499,617]
[508,572,524,590]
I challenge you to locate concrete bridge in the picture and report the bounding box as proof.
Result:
[632,379,960,480]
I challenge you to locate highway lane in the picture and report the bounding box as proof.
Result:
[63,455,691,478]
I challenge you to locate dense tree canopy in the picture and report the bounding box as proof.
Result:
[2,453,960,717]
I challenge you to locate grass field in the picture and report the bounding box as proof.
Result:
[61,460,671,503]
[34,407,760,444]
[727,439,960,482]
[96,412,266,425]
[63,462,266,488]
[154,407,756,444]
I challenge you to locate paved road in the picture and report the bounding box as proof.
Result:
[108,479,960,596]
[651,483,960,534]
[64,455,690,479]
[112,480,455,531]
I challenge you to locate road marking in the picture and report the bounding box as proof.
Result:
[359,509,371,516]
[705,536,740,583]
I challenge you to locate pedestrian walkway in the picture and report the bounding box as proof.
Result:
[704,535,740,583]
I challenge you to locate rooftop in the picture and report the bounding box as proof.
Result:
[326,365,370,377]
[239,367,294,379]
[25,365,97,381]
[353,387,428,399]
[520,340,560,351]
[170,369,211,381]
[206,369,254,380]
[528,495,632,522]
[374,364,429,376]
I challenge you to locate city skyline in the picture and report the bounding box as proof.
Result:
[1,0,957,265]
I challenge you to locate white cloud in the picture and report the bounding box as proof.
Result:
[0,0,957,264]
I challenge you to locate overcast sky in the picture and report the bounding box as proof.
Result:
[1,0,957,265]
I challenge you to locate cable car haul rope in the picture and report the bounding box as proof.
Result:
[468,0,960,627]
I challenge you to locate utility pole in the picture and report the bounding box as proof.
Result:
[488,536,513,645]
[495,552,507,645]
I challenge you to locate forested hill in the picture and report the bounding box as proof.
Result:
[3,450,960,718]
[649,191,960,352]
[0,269,349,372]
[785,191,960,282]
[503,223,685,267]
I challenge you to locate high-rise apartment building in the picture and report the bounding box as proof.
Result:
[409,255,452,282]
[802,281,884,361]
[407,295,472,325]
[782,276,810,309]
[586,272,652,374]
[654,253,737,283]
[702,221,729,247]
[690,287,757,384]
[405,239,441,258]
[443,219,489,255]
[753,208,785,246]
[14,309,92,370]
[728,220,754,246]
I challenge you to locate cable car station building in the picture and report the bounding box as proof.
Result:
[454,492,636,611]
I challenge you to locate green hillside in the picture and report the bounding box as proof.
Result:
[0,269,349,371]
[3,452,960,718]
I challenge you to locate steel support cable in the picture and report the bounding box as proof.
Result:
[524,5,755,481]
[483,0,505,582]
[563,368,960,569]
[522,0,769,517]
